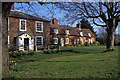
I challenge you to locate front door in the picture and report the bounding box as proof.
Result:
[24,38,29,50]
[61,38,64,46]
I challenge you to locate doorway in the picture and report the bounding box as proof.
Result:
[24,38,29,50]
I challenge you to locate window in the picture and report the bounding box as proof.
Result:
[36,21,43,32]
[8,18,9,31]
[91,39,93,43]
[77,39,79,43]
[88,39,91,43]
[66,30,69,35]
[20,19,26,31]
[54,29,58,34]
[8,35,10,47]
[53,38,58,44]
[74,39,76,44]
[35,36,43,46]
[88,33,91,37]
[65,38,69,44]
[80,32,83,36]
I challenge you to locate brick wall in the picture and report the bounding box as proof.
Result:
[8,17,50,49]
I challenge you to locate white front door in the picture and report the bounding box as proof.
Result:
[17,33,34,51]
[61,38,64,46]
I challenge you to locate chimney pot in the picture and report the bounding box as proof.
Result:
[52,18,58,25]
[76,23,81,30]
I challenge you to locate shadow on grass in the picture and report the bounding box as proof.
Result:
[69,50,90,54]
[46,61,71,62]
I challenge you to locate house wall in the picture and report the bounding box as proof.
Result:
[8,17,50,50]
[80,37,86,45]
[8,17,20,47]
[91,37,96,43]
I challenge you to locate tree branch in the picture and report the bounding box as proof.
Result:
[93,18,106,27]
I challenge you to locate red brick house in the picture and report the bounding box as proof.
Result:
[8,9,96,51]
[50,18,96,46]
[8,10,50,51]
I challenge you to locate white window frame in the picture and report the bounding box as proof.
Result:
[91,39,93,43]
[65,38,69,44]
[53,38,58,44]
[8,18,9,31]
[77,39,79,43]
[36,21,43,32]
[20,19,26,31]
[66,30,69,35]
[88,39,91,43]
[80,32,83,36]
[35,36,43,46]
[88,33,91,37]
[54,29,58,34]
[8,35,10,47]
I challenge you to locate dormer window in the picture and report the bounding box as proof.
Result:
[88,33,91,37]
[54,29,58,34]
[79,28,81,30]
[65,38,69,44]
[80,32,83,36]
[20,19,26,31]
[66,30,69,35]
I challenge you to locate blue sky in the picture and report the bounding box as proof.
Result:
[14,2,119,35]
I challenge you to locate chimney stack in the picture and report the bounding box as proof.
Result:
[11,4,14,10]
[52,18,58,25]
[76,23,81,30]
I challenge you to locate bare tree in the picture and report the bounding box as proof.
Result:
[54,2,120,50]
[2,2,45,77]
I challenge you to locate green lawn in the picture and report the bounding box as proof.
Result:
[8,46,118,78]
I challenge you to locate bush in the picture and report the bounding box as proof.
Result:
[79,41,82,45]
[8,46,18,52]
[84,42,90,46]
[9,51,35,58]
[93,41,99,45]
[44,49,73,54]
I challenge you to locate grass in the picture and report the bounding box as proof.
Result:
[8,45,118,78]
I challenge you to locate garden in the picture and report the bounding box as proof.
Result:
[8,45,118,78]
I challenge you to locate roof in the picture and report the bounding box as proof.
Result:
[50,24,95,37]
[9,10,50,22]
[15,32,33,38]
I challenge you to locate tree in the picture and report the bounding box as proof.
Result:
[2,2,45,77]
[2,2,14,77]
[55,2,120,50]
[80,19,97,36]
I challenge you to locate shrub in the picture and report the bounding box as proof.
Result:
[9,51,35,58]
[84,42,90,46]
[79,41,82,45]
[44,49,73,54]
[8,46,18,52]
[93,41,99,45]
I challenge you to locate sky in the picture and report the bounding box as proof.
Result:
[14,2,119,35]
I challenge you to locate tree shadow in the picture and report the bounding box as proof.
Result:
[46,61,71,62]
[69,50,90,54]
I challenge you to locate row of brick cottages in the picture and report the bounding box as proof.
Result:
[8,10,96,51]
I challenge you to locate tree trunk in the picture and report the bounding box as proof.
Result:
[2,2,13,77]
[106,24,115,50]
